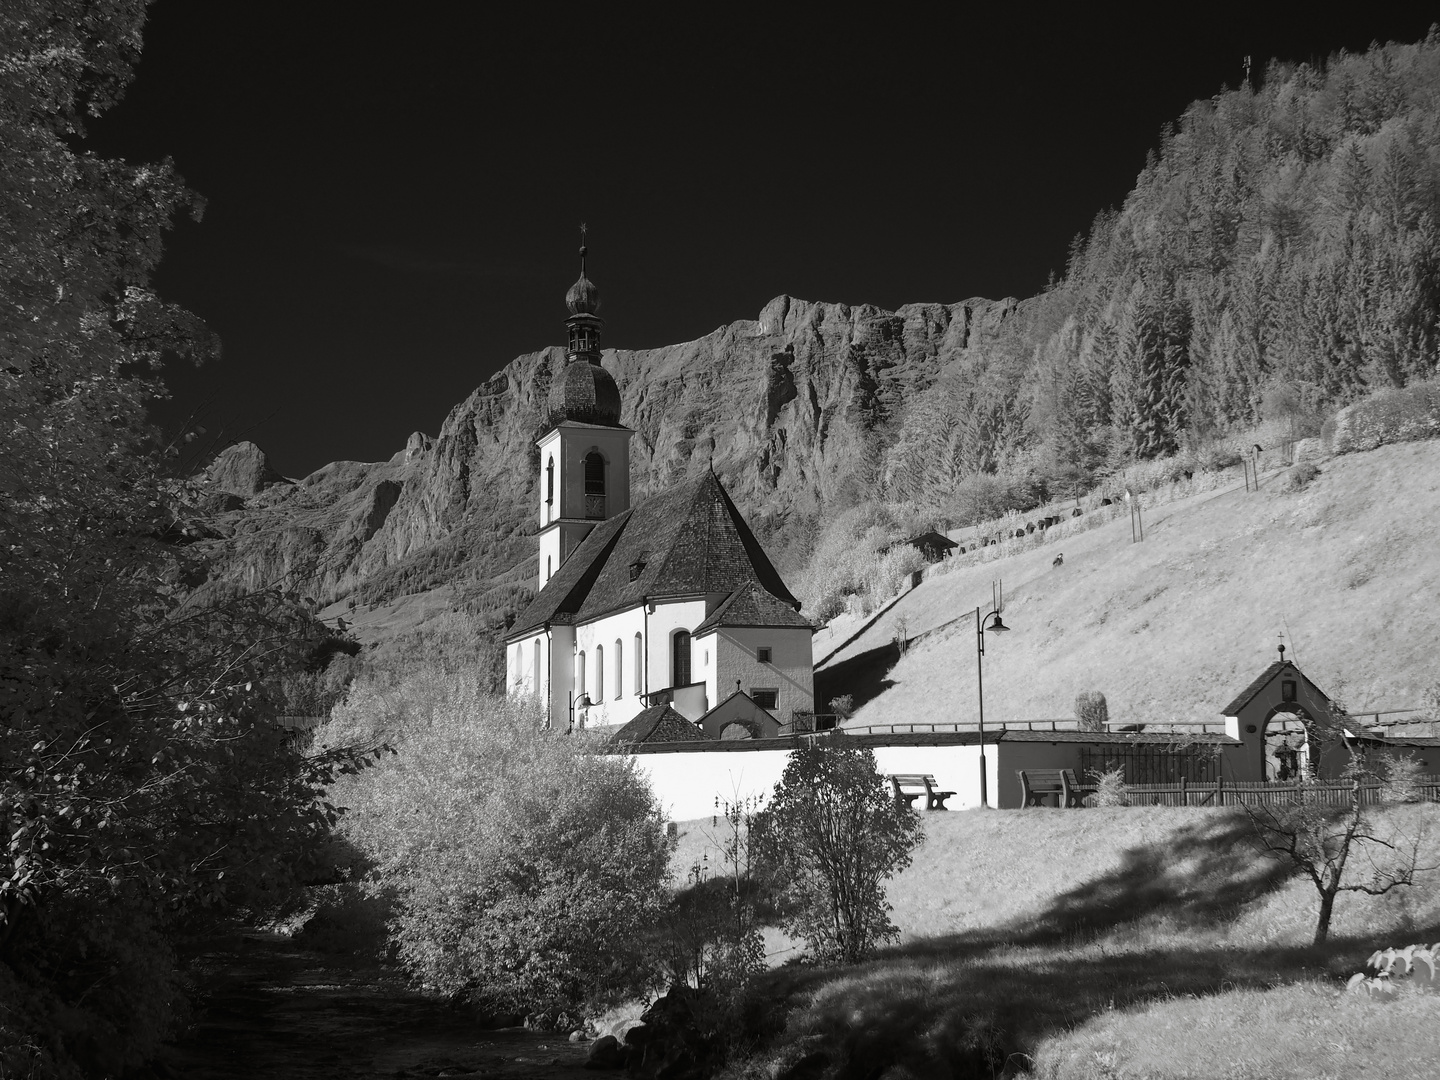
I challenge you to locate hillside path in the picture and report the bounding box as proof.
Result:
[163,929,589,1080]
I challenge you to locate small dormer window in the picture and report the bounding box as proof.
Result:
[757,646,772,663]
[628,549,649,582]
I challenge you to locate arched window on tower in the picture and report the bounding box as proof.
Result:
[545,457,554,518]
[584,451,606,519]
[634,632,642,695]
[577,650,586,697]
[595,644,604,700]
[533,639,541,696]
[672,630,691,687]
[546,555,551,585]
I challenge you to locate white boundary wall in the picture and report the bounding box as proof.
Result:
[630,743,990,821]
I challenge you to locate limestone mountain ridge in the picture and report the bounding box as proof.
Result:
[193,293,1020,635]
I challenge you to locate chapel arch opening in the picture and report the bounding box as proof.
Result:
[1261,703,1315,781]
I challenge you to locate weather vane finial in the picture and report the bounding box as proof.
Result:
[578,223,588,273]
[1278,631,1286,662]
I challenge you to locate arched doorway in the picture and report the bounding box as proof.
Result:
[1261,703,1314,780]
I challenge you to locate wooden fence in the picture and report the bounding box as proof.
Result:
[1080,743,1222,785]
[1121,777,1440,807]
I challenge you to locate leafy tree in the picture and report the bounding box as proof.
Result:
[322,674,671,1021]
[1240,766,1437,945]
[754,741,922,964]
[2,4,383,1073]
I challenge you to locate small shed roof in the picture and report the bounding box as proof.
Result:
[609,704,706,746]
[906,530,958,551]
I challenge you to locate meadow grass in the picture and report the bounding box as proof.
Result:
[817,438,1440,729]
[680,804,1440,1078]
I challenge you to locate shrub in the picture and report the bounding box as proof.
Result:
[1280,461,1321,492]
[1381,755,1428,804]
[1074,691,1109,732]
[1331,379,1440,454]
[753,743,923,964]
[1087,765,1128,807]
[322,676,670,1019]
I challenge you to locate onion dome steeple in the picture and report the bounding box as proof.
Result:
[565,225,603,359]
[548,225,622,427]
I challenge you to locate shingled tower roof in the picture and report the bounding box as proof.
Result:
[508,470,799,640]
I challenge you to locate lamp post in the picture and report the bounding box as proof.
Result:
[974,583,1010,808]
[568,692,592,733]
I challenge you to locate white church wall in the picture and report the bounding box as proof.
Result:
[628,742,990,821]
[646,598,709,692]
[574,606,647,729]
[711,626,814,721]
[547,624,574,730]
[506,632,550,700]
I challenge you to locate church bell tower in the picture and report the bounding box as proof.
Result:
[535,230,634,592]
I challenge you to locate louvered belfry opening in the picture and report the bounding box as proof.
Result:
[584,451,605,519]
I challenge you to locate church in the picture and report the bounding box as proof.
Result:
[503,245,816,737]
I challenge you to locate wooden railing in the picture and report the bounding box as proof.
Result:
[840,719,1230,736]
[1122,777,1440,807]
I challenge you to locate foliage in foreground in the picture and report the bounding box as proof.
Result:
[753,742,922,965]
[321,675,671,1020]
[1,3,381,1075]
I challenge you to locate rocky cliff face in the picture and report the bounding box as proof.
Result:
[198,294,1017,627]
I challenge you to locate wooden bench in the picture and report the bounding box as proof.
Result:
[1017,768,1097,808]
[887,773,955,811]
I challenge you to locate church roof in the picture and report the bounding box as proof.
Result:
[608,704,706,746]
[693,581,812,635]
[1220,659,1330,717]
[508,470,800,640]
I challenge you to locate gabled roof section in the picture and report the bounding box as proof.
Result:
[510,471,800,638]
[609,704,707,746]
[906,530,957,550]
[1220,659,1330,717]
[694,581,812,635]
[508,511,632,639]
[573,470,798,623]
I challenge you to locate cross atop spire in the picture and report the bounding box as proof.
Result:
[579,222,588,273]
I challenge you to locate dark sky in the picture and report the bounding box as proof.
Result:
[87,5,1437,477]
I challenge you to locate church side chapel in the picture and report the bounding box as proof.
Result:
[504,241,815,737]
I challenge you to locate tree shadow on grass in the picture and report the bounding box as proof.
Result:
[814,641,899,714]
[750,811,1438,1078]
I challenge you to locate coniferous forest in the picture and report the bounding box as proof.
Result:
[883,34,1440,501]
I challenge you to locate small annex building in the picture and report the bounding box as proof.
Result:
[903,530,958,563]
[1221,648,1345,780]
[504,243,815,734]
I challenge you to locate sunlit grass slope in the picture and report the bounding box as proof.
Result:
[678,804,1440,1079]
[822,441,1440,726]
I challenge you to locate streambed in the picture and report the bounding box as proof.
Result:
[163,929,590,1079]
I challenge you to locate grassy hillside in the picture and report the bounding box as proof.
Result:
[817,440,1440,728]
[673,803,1440,1079]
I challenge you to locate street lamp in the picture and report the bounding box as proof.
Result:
[975,581,1010,808]
[568,692,592,733]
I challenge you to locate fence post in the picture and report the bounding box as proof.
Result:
[1217,774,1225,807]
[1180,775,1188,807]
